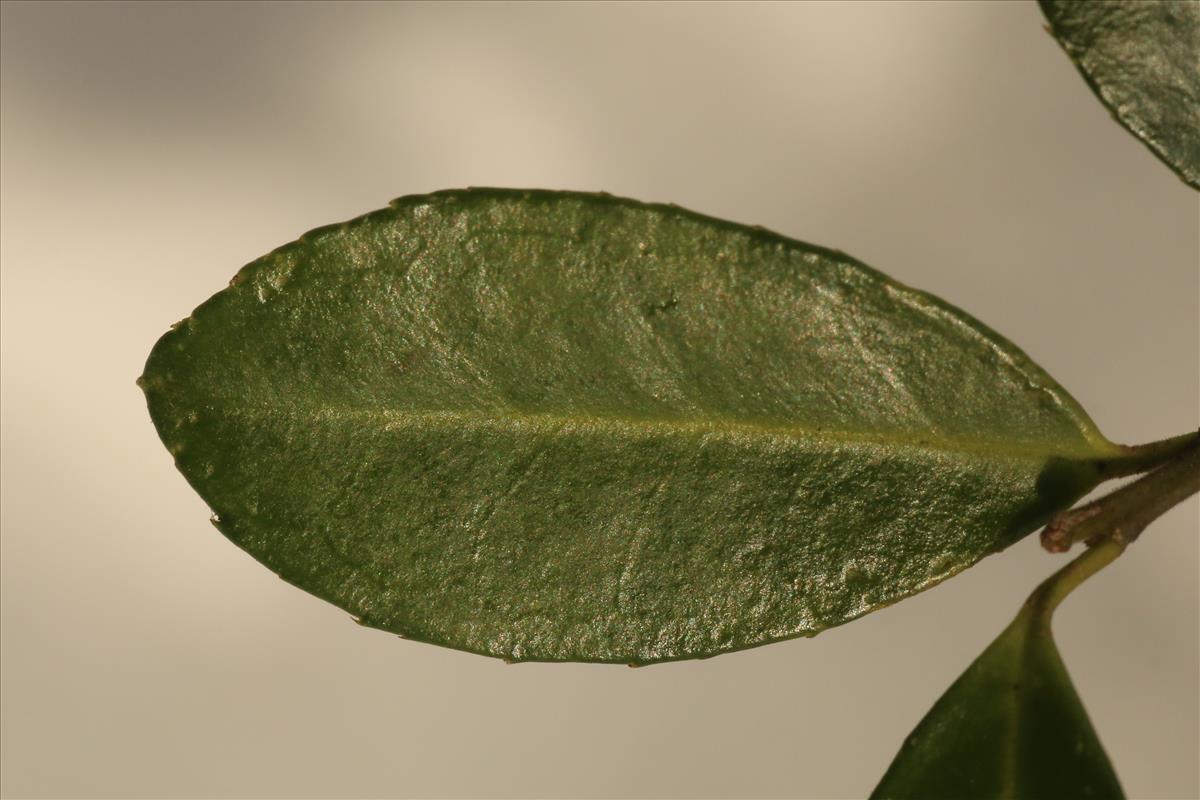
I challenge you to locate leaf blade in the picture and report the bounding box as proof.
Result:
[1041,0,1200,189]
[870,574,1124,800]
[141,189,1117,663]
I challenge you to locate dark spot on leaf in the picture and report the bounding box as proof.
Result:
[644,294,678,317]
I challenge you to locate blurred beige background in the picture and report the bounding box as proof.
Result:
[1,1,1196,798]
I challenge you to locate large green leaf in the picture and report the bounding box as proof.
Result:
[141,189,1121,664]
[1041,0,1200,189]
[870,542,1126,800]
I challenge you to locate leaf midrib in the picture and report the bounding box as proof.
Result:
[190,401,1110,463]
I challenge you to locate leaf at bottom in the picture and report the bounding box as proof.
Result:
[870,605,1123,800]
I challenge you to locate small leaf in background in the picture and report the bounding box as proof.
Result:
[142,189,1124,664]
[1041,0,1200,189]
[870,541,1126,800]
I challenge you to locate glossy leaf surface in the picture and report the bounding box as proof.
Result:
[141,189,1120,663]
[870,561,1124,800]
[1041,0,1200,189]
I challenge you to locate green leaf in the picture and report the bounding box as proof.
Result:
[141,189,1120,664]
[870,541,1126,800]
[1041,0,1200,189]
